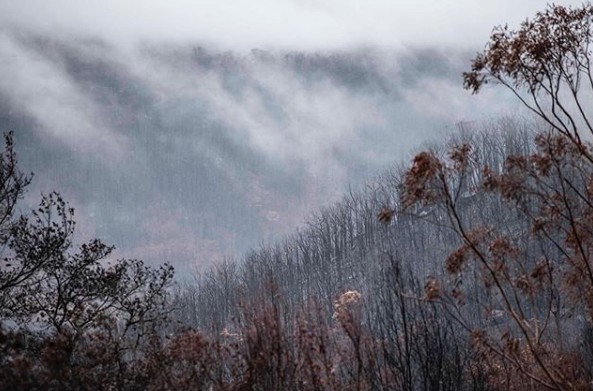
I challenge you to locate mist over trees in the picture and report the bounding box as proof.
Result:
[2,2,593,391]
[0,34,507,274]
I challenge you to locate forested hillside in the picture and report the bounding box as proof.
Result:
[175,119,531,329]
[172,118,587,390]
[2,3,593,390]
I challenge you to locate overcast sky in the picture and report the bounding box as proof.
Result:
[0,0,584,49]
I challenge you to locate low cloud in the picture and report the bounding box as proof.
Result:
[0,33,128,160]
[0,29,523,273]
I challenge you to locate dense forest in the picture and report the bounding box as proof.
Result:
[2,3,593,390]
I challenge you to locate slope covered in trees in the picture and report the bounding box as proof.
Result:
[3,3,593,390]
[173,118,581,390]
[172,4,593,389]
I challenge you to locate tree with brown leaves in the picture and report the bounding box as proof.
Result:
[464,3,593,153]
[397,3,593,390]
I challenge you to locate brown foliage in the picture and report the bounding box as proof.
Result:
[401,132,593,389]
